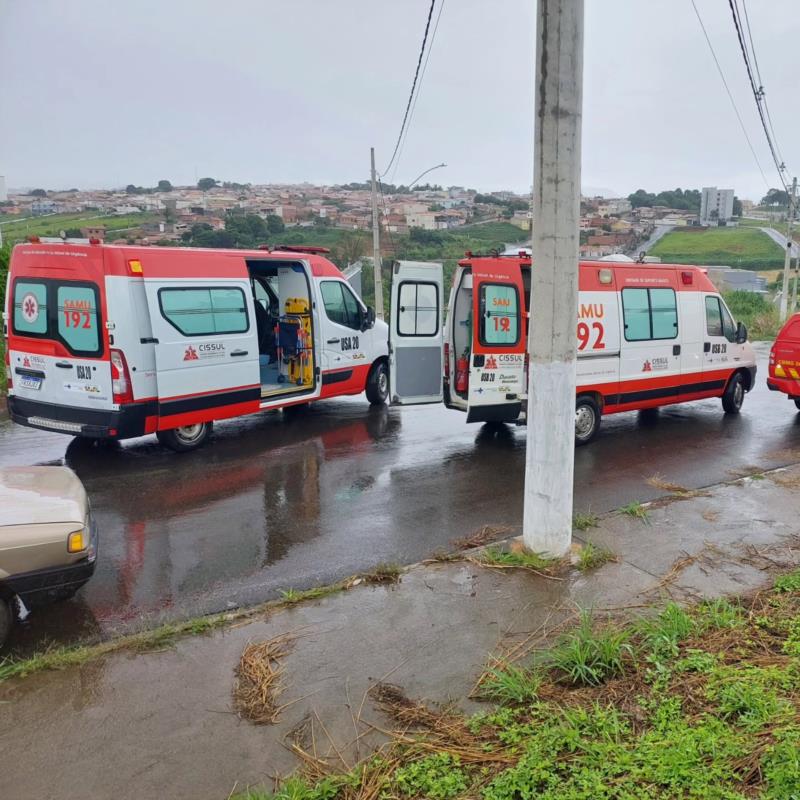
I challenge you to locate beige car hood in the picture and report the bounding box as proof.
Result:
[0,466,87,528]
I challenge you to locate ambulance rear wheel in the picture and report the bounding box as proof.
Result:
[157,421,213,452]
[722,373,745,414]
[575,396,601,446]
[366,361,389,406]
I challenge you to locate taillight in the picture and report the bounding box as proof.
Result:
[4,342,10,390]
[110,349,133,404]
[444,342,450,379]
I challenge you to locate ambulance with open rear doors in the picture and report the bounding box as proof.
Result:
[387,253,757,444]
[4,240,390,451]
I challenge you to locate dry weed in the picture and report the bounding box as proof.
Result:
[234,633,295,724]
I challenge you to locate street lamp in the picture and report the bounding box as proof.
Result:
[407,163,446,189]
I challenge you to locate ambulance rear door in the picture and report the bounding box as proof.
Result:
[389,260,443,404]
[467,266,525,423]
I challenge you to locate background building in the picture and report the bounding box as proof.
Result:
[700,187,734,224]
[0,175,7,202]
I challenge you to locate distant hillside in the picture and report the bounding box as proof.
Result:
[650,227,784,270]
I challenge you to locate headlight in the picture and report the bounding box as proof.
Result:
[68,529,88,553]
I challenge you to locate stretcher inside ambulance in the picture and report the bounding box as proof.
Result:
[4,241,390,451]
[388,254,757,445]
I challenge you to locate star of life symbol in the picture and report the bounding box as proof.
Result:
[21,293,39,323]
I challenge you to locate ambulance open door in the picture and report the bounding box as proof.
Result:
[389,260,444,405]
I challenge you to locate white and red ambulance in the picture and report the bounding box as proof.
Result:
[4,240,390,451]
[387,253,757,444]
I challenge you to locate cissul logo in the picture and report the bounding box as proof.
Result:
[184,346,199,361]
[642,360,652,372]
[485,356,499,370]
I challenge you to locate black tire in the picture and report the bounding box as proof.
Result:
[575,395,601,446]
[156,421,213,452]
[365,361,389,406]
[793,398,800,411]
[722,372,745,414]
[0,598,13,650]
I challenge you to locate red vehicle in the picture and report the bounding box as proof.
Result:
[768,313,800,409]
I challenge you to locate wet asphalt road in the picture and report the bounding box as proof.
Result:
[3,342,800,651]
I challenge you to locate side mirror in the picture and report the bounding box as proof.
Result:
[362,305,375,331]
[736,321,747,344]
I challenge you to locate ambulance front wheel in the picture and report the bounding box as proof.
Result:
[575,396,601,446]
[722,372,745,414]
[157,421,213,453]
[366,361,389,405]
[793,398,800,411]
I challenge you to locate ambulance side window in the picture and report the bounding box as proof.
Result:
[159,287,249,336]
[705,296,724,337]
[479,283,519,346]
[720,300,736,342]
[321,281,361,330]
[622,288,677,341]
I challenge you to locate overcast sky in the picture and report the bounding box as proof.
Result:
[1,0,797,201]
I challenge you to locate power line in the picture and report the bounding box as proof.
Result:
[740,0,786,171]
[689,0,770,190]
[381,0,437,178]
[389,0,446,185]
[727,0,790,195]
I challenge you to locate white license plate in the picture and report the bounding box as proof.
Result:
[19,375,42,391]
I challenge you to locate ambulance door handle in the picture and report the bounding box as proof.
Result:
[230,349,249,357]
[672,345,681,356]
[55,361,73,369]
[327,338,340,344]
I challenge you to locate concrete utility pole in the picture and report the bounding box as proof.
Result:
[370,147,385,320]
[779,176,797,321]
[522,0,584,557]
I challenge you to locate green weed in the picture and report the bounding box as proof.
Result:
[478,546,554,572]
[575,542,615,572]
[393,753,468,800]
[479,662,541,704]
[775,568,800,593]
[619,501,650,523]
[572,511,599,531]
[548,609,632,686]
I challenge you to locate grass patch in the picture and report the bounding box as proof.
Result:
[0,613,229,681]
[572,511,599,531]
[0,211,161,244]
[234,568,800,800]
[575,542,615,572]
[477,662,542,704]
[723,290,781,341]
[650,226,784,269]
[547,609,632,686]
[476,545,557,575]
[1,564,406,682]
[620,501,650,522]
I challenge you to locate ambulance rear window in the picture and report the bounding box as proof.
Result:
[57,285,100,354]
[11,278,103,357]
[13,281,48,335]
[479,283,519,346]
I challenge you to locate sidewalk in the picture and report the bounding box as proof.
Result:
[2,467,800,800]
